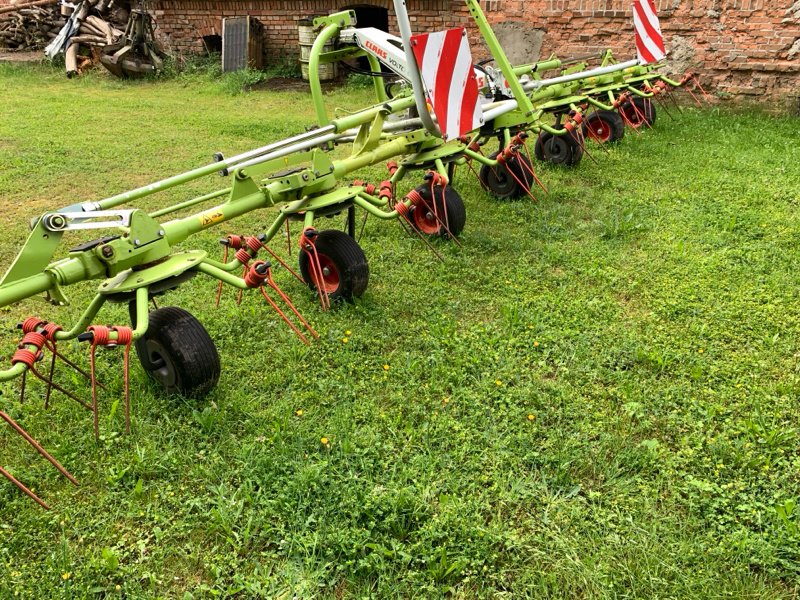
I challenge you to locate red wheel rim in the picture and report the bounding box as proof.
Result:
[311,254,340,293]
[622,105,644,129]
[413,204,440,235]
[587,118,612,142]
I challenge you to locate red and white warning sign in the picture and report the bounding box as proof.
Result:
[633,0,666,64]
[410,28,482,140]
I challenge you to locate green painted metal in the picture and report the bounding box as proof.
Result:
[309,11,356,128]
[0,219,63,286]
[464,0,534,116]
[98,251,207,295]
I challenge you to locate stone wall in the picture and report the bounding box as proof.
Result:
[151,0,799,103]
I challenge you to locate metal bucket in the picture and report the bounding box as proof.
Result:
[298,20,338,81]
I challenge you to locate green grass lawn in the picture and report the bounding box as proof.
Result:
[1,62,799,598]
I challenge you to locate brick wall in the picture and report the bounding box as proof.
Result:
[152,0,800,103]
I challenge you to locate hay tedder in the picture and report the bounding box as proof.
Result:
[0,0,709,508]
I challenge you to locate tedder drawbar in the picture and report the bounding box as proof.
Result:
[0,0,707,508]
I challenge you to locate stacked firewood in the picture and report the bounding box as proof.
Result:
[1,0,132,77]
[0,1,64,50]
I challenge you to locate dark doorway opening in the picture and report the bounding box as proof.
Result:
[202,35,222,55]
[346,5,389,31]
[344,5,390,73]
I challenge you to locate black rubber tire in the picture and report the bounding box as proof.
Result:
[409,184,466,238]
[478,150,534,200]
[534,127,584,167]
[582,110,625,143]
[133,306,220,398]
[621,97,656,128]
[298,229,369,301]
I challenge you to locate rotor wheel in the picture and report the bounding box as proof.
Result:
[409,184,466,238]
[478,150,534,200]
[132,306,220,398]
[298,229,369,302]
[534,127,584,167]
[582,110,625,143]
[620,97,656,129]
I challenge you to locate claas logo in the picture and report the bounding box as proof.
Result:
[365,40,388,60]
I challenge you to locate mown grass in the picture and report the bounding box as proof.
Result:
[1,61,799,598]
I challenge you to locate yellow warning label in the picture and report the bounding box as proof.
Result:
[199,210,225,227]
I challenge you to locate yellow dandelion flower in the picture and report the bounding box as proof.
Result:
[527,414,536,421]
[383,364,390,371]
[533,341,540,347]
[342,337,349,343]
[321,437,330,445]
[62,573,71,581]
[295,409,304,417]
[115,585,122,592]
[345,330,352,336]
[443,397,450,404]
[495,380,502,386]
[698,348,704,353]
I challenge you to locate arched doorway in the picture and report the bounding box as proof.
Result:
[345,4,389,32]
[343,4,390,73]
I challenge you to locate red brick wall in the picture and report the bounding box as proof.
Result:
[152,0,800,103]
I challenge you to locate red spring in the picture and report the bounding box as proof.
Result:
[496,145,516,164]
[234,248,251,265]
[20,331,46,349]
[20,317,45,334]
[426,170,447,187]
[245,236,261,253]
[511,132,529,146]
[353,180,377,195]
[13,330,46,367]
[565,110,585,133]
[88,325,111,346]
[405,189,425,207]
[12,348,39,367]
[226,234,245,249]
[378,180,393,201]
[112,326,132,346]
[395,201,411,219]
[244,261,270,288]
[386,161,399,176]
[42,322,62,341]
[613,92,630,109]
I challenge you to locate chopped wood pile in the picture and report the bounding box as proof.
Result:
[0,1,63,50]
[1,0,133,77]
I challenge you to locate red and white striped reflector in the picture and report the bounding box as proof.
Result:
[410,28,481,140]
[633,0,666,64]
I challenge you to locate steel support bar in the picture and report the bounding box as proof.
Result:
[524,59,639,91]
[393,0,440,137]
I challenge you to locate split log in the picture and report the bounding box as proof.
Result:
[69,34,105,44]
[65,42,79,77]
[85,14,112,43]
[0,0,58,16]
